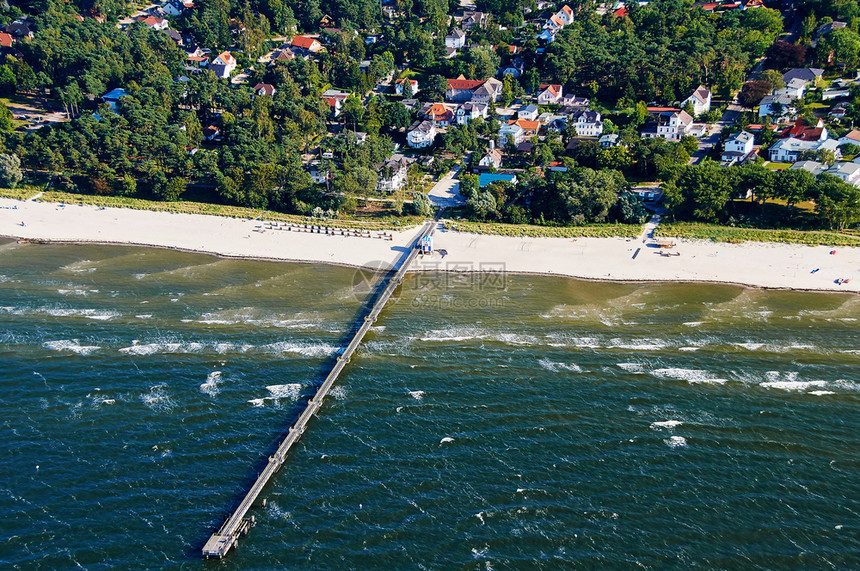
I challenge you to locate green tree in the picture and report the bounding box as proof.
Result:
[467,189,497,219]
[814,174,860,229]
[412,191,434,216]
[775,168,815,207]
[0,153,23,189]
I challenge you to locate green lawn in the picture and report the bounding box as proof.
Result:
[444,219,642,238]
[764,162,791,170]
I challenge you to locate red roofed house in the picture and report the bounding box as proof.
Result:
[779,118,828,142]
[446,75,487,101]
[395,78,419,96]
[137,16,168,30]
[253,83,276,97]
[0,32,12,48]
[701,3,719,11]
[423,103,454,126]
[210,51,236,78]
[537,84,563,105]
[508,119,540,136]
[291,35,322,54]
[613,7,628,17]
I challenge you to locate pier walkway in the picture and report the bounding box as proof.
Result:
[202,219,437,559]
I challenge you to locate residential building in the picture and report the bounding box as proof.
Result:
[782,68,824,85]
[758,94,796,117]
[508,119,540,137]
[562,95,590,108]
[826,161,860,186]
[768,137,840,163]
[777,77,807,100]
[5,22,33,39]
[422,103,454,126]
[455,102,488,125]
[0,32,13,48]
[252,83,276,97]
[307,161,332,184]
[446,75,486,101]
[460,11,488,30]
[209,51,237,78]
[721,131,754,163]
[537,84,563,105]
[779,119,828,142]
[291,35,322,54]
[499,122,525,146]
[375,158,409,192]
[162,0,191,17]
[445,29,466,49]
[202,125,220,141]
[640,110,694,140]
[407,121,437,148]
[599,133,620,148]
[837,129,860,147]
[518,104,539,121]
[822,88,850,100]
[471,77,503,103]
[478,142,503,169]
[137,15,169,30]
[270,46,296,63]
[790,160,827,176]
[682,85,712,116]
[500,58,525,78]
[394,78,418,96]
[101,88,130,112]
[570,108,603,137]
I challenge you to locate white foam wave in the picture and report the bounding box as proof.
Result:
[652,368,727,384]
[135,314,153,319]
[43,339,101,356]
[808,390,835,396]
[61,260,97,273]
[538,358,583,373]
[650,420,683,429]
[760,380,827,391]
[140,385,174,412]
[440,436,455,444]
[610,338,667,351]
[262,341,340,357]
[409,390,425,400]
[200,371,222,396]
[665,436,687,448]
[419,327,537,345]
[683,321,705,327]
[617,362,645,373]
[266,383,302,399]
[1,306,119,321]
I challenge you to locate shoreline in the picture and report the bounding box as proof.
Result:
[1,197,858,293]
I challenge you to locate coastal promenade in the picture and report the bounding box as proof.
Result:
[202,219,437,559]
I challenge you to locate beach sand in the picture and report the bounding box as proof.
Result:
[1,198,858,293]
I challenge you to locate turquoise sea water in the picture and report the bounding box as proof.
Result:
[0,239,858,569]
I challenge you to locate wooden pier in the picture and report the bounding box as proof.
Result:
[202,220,436,559]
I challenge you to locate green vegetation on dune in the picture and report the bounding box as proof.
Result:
[36,191,420,230]
[654,223,860,247]
[0,184,41,200]
[444,220,641,238]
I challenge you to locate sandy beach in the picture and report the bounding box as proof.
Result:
[1,197,858,293]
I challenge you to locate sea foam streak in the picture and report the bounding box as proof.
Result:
[538,358,583,373]
[650,420,683,429]
[665,436,688,448]
[652,368,727,384]
[200,371,222,396]
[43,339,101,356]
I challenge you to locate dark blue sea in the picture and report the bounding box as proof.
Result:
[0,240,858,569]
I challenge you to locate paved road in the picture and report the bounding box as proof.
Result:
[427,167,465,210]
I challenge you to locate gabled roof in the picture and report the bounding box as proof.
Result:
[689,85,710,104]
[291,35,320,49]
[539,84,562,96]
[253,83,275,96]
[508,119,539,131]
[447,75,485,90]
[213,51,235,65]
[782,68,824,84]
[446,29,465,39]
[729,131,754,144]
[138,15,166,27]
[840,129,860,143]
[0,32,12,47]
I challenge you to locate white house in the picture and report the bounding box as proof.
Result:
[137,15,168,30]
[162,0,191,16]
[455,102,487,125]
[308,161,331,184]
[499,123,525,146]
[394,78,418,96]
[721,131,755,163]
[768,137,840,163]
[518,104,539,121]
[599,133,620,148]
[838,129,860,147]
[500,58,525,79]
[537,84,563,105]
[407,121,437,148]
[478,142,503,169]
[376,158,408,192]
[471,78,503,104]
[790,160,827,176]
[252,83,276,97]
[445,29,466,49]
[571,108,603,137]
[776,77,807,100]
[641,110,694,140]
[210,51,237,79]
[826,161,860,186]
[758,94,796,117]
[682,85,712,116]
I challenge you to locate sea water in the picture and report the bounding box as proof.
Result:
[0,239,858,569]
